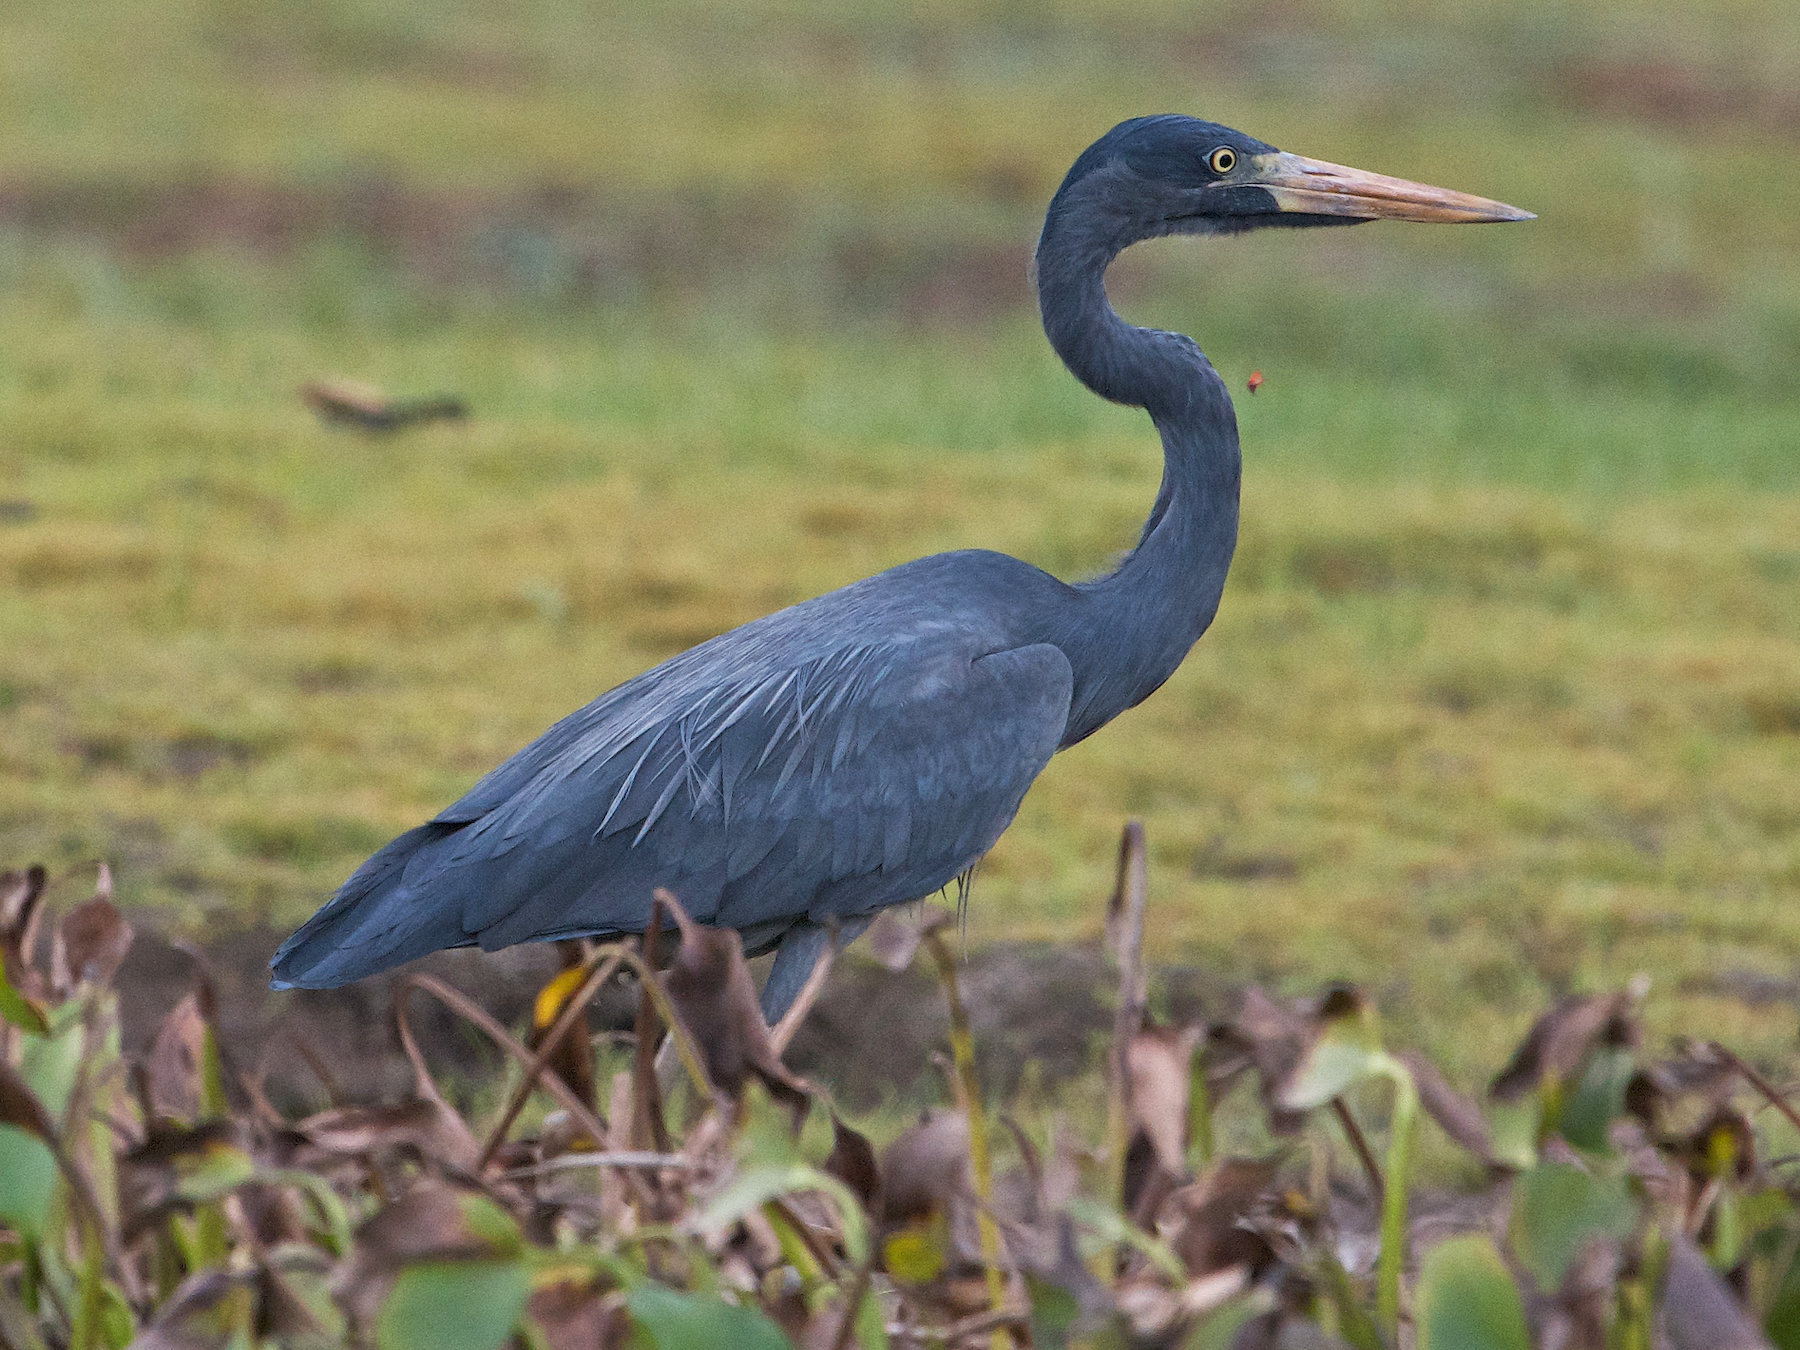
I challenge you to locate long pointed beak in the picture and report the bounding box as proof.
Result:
[1254,151,1533,223]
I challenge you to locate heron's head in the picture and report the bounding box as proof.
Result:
[1046,115,1531,250]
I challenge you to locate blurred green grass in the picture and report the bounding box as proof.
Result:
[2,0,1798,1081]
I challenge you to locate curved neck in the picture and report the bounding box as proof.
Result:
[1035,189,1243,742]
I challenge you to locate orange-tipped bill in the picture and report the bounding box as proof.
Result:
[1254,151,1533,223]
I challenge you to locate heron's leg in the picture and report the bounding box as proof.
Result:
[759,917,871,1025]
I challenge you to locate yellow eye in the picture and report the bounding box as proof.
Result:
[1208,146,1237,174]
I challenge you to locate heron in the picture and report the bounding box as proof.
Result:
[272,115,1529,1018]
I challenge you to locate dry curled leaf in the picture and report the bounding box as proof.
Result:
[824,1112,882,1215]
[128,1268,259,1350]
[0,1055,57,1143]
[1491,991,1640,1103]
[0,864,49,999]
[1660,1231,1773,1350]
[297,1099,481,1173]
[527,945,599,1111]
[119,1119,252,1238]
[1400,1049,1498,1166]
[1223,986,1314,1135]
[55,888,133,992]
[528,1282,627,1350]
[145,993,211,1126]
[1128,1021,1203,1177]
[880,1110,972,1228]
[1159,1156,1279,1280]
[653,890,809,1118]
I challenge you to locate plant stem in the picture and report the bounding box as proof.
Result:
[1105,822,1148,1213]
[1374,1052,1419,1340]
[922,928,1010,1350]
[1188,1053,1214,1170]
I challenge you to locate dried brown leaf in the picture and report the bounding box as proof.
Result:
[145,993,209,1125]
[1660,1231,1773,1349]
[349,1181,513,1270]
[254,1261,328,1342]
[526,945,599,1111]
[127,1269,257,1350]
[1129,1022,1203,1177]
[0,1055,57,1143]
[1118,1265,1249,1340]
[1160,1156,1279,1279]
[880,1110,971,1227]
[120,1119,248,1236]
[55,892,133,992]
[824,1113,882,1215]
[1540,1237,1620,1350]
[1627,1041,1740,1134]
[1225,987,1313,1135]
[298,1099,480,1170]
[528,1282,628,1350]
[1491,991,1639,1103]
[338,1182,520,1335]
[1679,1106,1756,1185]
[1399,1050,1499,1165]
[653,891,809,1117]
[0,865,48,999]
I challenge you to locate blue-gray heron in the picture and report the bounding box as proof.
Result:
[272,116,1528,1017]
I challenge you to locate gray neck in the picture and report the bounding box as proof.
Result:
[1034,178,1242,744]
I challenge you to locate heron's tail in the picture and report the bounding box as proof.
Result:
[269,821,469,989]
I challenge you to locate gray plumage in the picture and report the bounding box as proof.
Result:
[271,115,1528,1015]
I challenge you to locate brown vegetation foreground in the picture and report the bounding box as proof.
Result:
[3,827,1798,1349]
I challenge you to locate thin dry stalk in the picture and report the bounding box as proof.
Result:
[1711,1042,1800,1140]
[1106,821,1149,1210]
[476,945,628,1171]
[1332,1098,1385,1204]
[826,1260,875,1350]
[921,925,1012,1350]
[502,1152,696,1177]
[393,973,611,1153]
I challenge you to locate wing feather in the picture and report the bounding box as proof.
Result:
[270,578,1075,989]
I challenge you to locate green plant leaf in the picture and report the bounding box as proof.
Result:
[624,1284,793,1350]
[1486,1097,1541,1171]
[1279,994,1384,1111]
[852,1275,889,1350]
[454,1192,525,1258]
[1180,1292,1276,1350]
[377,1259,531,1350]
[694,1163,870,1266]
[0,1124,59,1239]
[1415,1234,1531,1350]
[1557,1046,1635,1153]
[18,1023,84,1120]
[97,1282,136,1350]
[0,963,48,1036]
[174,1140,255,1203]
[1511,1162,1636,1291]
[1065,1195,1187,1281]
[882,1223,947,1285]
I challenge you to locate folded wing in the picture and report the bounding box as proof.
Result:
[270,629,1072,988]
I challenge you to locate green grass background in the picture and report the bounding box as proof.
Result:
[2,0,1798,1079]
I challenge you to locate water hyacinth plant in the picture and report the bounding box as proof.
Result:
[3,830,1799,1349]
